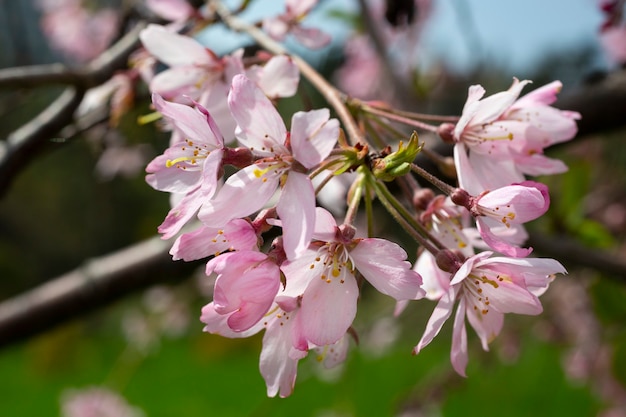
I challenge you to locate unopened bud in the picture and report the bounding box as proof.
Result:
[435,249,464,274]
[437,123,456,144]
[450,188,471,209]
[413,188,435,211]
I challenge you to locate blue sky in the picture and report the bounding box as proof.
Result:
[199,0,609,76]
[422,0,606,74]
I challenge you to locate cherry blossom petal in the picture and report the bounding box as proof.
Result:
[454,144,523,195]
[201,301,265,338]
[290,109,339,169]
[210,252,280,331]
[140,24,217,67]
[512,152,569,177]
[473,271,543,315]
[510,80,562,108]
[150,66,215,100]
[291,25,332,49]
[170,219,257,261]
[450,297,468,377]
[260,309,308,398]
[228,75,288,156]
[477,181,549,225]
[262,17,289,41]
[279,248,322,299]
[479,257,565,296]
[476,218,533,258]
[471,79,531,125]
[350,239,425,300]
[314,335,349,369]
[201,82,237,143]
[450,252,492,286]
[145,0,194,22]
[300,268,359,346]
[198,164,280,227]
[146,153,201,193]
[254,55,300,99]
[414,286,457,353]
[157,189,206,239]
[285,0,318,17]
[415,250,450,300]
[312,207,339,241]
[277,171,316,260]
[164,97,224,148]
[465,302,504,351]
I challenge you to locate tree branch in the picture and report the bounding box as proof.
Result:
[0,21,148,197]
[528,232,626,281]
[557,69,626,137]
[0,236,202,349]
[0,87,85,196]
[0,21,147,90]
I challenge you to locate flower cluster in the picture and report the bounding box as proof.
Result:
[141,1,577,397]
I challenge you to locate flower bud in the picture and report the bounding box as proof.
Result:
[413,188,435,210]
[437,123,456,144]
[450,188,471,209]
[372,131,422,181]
[435,249,464,274]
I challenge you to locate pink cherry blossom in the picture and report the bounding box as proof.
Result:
[207,251,281,332]
[141,25,302,141]
[462,181,550,257]
[262,0,331,49]
[170,218,259,261]
[145,0,196,22]
[61,386,143,417]
[199,75,339,260]
[140,24,226,103]
[453,79,580,194]
[146,94,225,238]
[414,251,566,376]
[202,298,310,398]
[259,305,309,397]
[280,208,424,346]
[601,23,626,64]
[38,0,119,63]
[505,81,581,175]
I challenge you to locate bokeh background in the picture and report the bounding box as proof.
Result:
[1,0,626,416]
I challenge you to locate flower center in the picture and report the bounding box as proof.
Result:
[166,139,213,170]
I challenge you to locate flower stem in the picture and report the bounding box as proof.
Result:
[410,163,455,195]
[370,175,443,254]
[358,102,439,132]
[344,173,364,226]
[364,101,460,123]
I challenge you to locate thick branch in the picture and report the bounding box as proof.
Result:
[0,236,202,349]
[0,21,147,90]
[556,69,626,136]
[0,87,85,196]
[528,233,626,281]
[0,21,148,197]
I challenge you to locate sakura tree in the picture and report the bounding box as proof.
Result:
[1,0,625,415]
